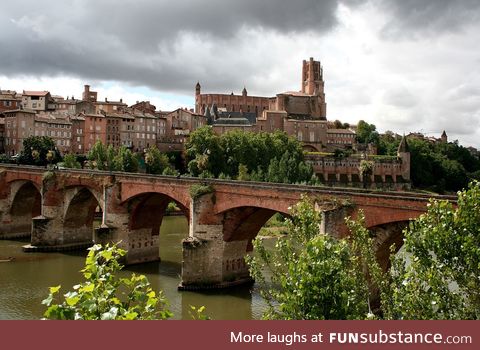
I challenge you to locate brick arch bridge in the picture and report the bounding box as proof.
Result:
[0,165,455,289]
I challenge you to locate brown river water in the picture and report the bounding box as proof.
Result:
[0,216,268,320]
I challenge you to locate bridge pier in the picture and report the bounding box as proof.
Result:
[180,192,252,290]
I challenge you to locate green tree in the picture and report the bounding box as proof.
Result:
[356,120,379,145]
[384,181,480,319]
[87,140,109,170]
[87,142,138,173]
[62,153,81,169]
[114,146,139,173]
[186,127,312,184]
[19,136,59,166]
[145,145,170,175]
[43,244,172,320]
[237,164,250,181]
[186,126,225,177]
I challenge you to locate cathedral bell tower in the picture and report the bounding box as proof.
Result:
[301,57,324,96]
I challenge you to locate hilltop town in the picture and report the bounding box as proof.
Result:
[0,58,477,191]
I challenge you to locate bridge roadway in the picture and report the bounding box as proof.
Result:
[0,164,456,289]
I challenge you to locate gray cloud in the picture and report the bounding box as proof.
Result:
[379,0,480,39]
[0,0,354,94]
[383,86,417,108]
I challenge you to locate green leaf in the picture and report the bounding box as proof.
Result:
[80,283,95,293]
[66,296,80,306]
[49,285,61,294]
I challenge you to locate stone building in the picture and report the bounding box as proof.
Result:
[119,113,135,149]
[21,91,56,111]
[56,97,95,115]
[157,108,206,151]
[131,111,157,152]
[0,90,21,112]
[4,110,36,156]
[94,98,127,114]
[0,118,5,153]
[305,135,411,190]
[33,113,72,154]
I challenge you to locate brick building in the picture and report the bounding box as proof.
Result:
[70,115,85,154]
[80,112,107,153]
[195,84,270,118]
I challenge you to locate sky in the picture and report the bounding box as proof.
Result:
[1,0,480,147]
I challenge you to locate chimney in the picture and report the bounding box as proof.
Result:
[120,98,123,103]
[105,98,108,102]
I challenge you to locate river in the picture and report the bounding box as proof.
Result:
[0,216,268,320]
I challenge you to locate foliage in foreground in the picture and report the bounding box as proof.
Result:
[246,196,379,320]
[42,244,172,320]
[248,182,480,320]
[384,181,480,319]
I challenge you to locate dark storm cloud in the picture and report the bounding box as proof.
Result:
[0,0,358,93]
[379,0,480,39]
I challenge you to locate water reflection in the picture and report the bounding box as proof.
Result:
[0,216,265,320]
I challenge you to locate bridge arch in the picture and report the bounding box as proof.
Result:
[6,180,42,238]
[214,196,293,217]
[220,206,289,248]
[369,220,411,271]
[63,187,101,245]
[124,191,190,264]
[302,144,319,152]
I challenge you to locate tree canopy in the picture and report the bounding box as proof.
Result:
[86,141,139,173]
[186,127,313,184]
[356,120,379,144]
[19,136,60,166]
